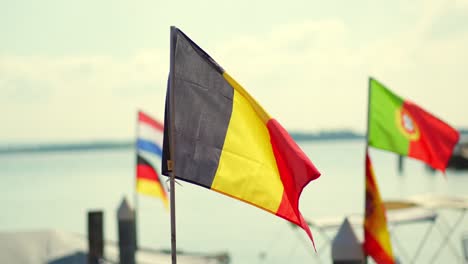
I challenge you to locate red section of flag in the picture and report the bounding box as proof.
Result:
[404,101,460,171]
[364,153,395,264]
[363,229,395,264]
[136,163,168,204]
[266,119,320,247]
[137,164,160,182]
[139,111,164,132]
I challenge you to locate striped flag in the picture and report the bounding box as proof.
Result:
[363,151,395,264]
[136,111,168,209]
[162,27,320,246]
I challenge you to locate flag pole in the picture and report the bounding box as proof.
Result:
[366,77,372,155]
[134,110,139,250]
[168,26,178,264]
[363,77,372,261]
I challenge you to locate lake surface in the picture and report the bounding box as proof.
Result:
[1,140,467,263]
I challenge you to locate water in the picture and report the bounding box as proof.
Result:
[1,140,467,263]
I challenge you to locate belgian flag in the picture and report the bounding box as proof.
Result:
[162,27,321,245]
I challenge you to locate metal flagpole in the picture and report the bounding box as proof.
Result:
[168,25,178,264]
[365,77,372,156]
[363,77,372,262]
[134,110,140,250]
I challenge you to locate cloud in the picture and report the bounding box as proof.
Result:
[211,20,365,129]
[361,0,468,121]
[211,8,468,131]
[1,3,467,142]
[0,52,169,142]
[455,0,468,9]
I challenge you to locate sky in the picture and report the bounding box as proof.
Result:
[1,0,468,143]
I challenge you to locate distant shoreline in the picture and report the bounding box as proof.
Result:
[1,129,467,155]
[0,131,362,154]
[0,141,133,155]
[290,131,363,141]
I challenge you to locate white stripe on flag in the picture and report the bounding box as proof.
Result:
[138,122,164,148]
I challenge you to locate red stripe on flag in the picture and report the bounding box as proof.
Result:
[404,101,459,171]
[137,164,167,200]
[137,164,160,182]
[266,119,321,247]
[363,229,395,264]
[365,154,377,189]
[364,152,395,264]
[139,111,164,132]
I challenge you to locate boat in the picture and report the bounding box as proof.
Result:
[448,135,468,170]
[307,194,468,263]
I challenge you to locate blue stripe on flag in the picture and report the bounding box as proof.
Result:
[137,139,162,157]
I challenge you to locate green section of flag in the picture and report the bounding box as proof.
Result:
[368,78,409,155]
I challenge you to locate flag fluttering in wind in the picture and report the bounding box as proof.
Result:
[368,78,459,172]
[161,27,321,246]
[136,111,168,209]
[363,152,395,264]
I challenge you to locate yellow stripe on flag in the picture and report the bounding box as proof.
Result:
[223,72,271,123]
[211,82,283,214]
[364,153,395,263]
[137,178,169,210]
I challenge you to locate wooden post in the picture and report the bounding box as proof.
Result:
[462,233,468,262]
[117,197,136,264]
[133,210,138,250]
[87,211,104,264]
[398,155,404,175]
[134,111,140,251]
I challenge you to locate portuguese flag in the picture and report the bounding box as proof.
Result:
[368,78,459,172]
[162,27,321,246]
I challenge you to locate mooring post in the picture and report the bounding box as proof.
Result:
[87,210,104,264]
[331,218,366,264]
[398,155,404,175]
[117,197,136,264]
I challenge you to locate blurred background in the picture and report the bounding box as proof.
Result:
[1,0,467,263]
